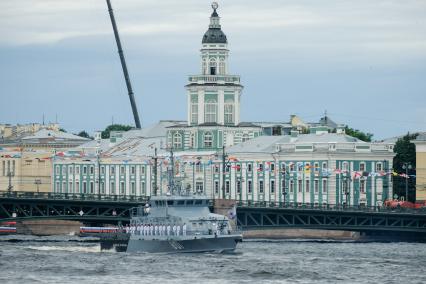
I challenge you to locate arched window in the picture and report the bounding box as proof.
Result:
[173,133,182,149]
[204,99,217,123]
[204,132,213,148]
[242,133,249,142]
[209,59,217,75]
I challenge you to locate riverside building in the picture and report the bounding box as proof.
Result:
[52,3,395,207]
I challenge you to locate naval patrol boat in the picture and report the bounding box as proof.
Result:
[100,151,242,253]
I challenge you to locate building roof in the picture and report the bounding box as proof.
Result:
[202,7,227,44]
[227,133,365,154]
[21,129,90,142]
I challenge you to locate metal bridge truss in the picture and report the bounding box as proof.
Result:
[237,207,426,233]
[0,196,146,223]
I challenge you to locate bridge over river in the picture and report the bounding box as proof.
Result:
[1,192,426,239]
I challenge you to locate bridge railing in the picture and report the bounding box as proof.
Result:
[236,200,426,214]
[0,191,149,203]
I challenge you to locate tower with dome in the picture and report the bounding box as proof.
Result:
[167,3,262,151]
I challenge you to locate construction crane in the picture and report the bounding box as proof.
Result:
[106,0,142,129]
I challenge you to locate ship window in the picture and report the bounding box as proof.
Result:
[167,200,174,206]
[195,200,202,205]
[177,200,185,205]
[186,200,194,205]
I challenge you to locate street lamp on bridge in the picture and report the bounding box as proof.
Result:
[402,162,412,202]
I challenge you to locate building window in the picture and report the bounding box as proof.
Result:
[62,181,66,193]
[100,166,105,175]
[248,180,252,194]
[203,132,213,148]
[258,164,264,172]
[69,166,73,175]
[259,180,264,194]
[306,180,310,193]
[225,181,230,194]
[120,181,125,194]
[281,179,286,192]
[290,163,295,172]
[110,181,115,194]
[173,133,182,149]
[214,181,219,194]
[83,181,87,194]
[100,182,105,194]
[270,180,275,194]
[90,166,94,175]
[195,182,204,193]
[298,180,302,193]
[191,102,198,124]
[242,134,249,142]
[322,162,327,170]
[224,102,234,124]
[141,181,146,195]
[270,163,275,172]
[290,180,294,193]
[298,163,303,172]
[376,162,382,172]
[225,164,230,173]
[204,100,217,123]
[195,162,203,173]
[90,181,94,194]
[236,164,241,172]
[76,166,80,175]
[247,164,252,173]
[314,180,319,193]
[342,162,349,172]
[55,165,60,175]
[209,59,217,75]
[314,162,319,171]
[69,182,73,193]
[131,182,136,195]
[110,166,115,175]
[214,165,220,173]
[120,166,125,175]
[360,180,366,193]
[83,166,87,175]
[76,181,80,193]
[130,166,136,175]
[237,180,241,194]
[322,179,327,194]
[56,181,60,193]
[141,166,145,175]
[359,163,366,171]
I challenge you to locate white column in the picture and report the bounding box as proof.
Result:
[218,89,224,125]
[198,89,204,124]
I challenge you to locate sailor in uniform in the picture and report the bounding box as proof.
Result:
[182,223,187,236]
[167,224,171,236]
[172,225,176,236]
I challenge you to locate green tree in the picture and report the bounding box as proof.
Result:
[77,130,91,139]
[344,126,373,142]
[101,124,133,139]
[393,132,418,202]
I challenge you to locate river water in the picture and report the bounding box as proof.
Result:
[0,235,425,284]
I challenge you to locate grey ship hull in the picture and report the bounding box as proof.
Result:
[127,234,242,253]
[100,233,242,253]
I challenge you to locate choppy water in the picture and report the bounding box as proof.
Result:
[0,235,425,284]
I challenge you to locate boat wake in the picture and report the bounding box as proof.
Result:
[27,245,101,253]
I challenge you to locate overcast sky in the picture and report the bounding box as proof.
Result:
[0,0,425,139]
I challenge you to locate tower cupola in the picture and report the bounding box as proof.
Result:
[202,2,227,44]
